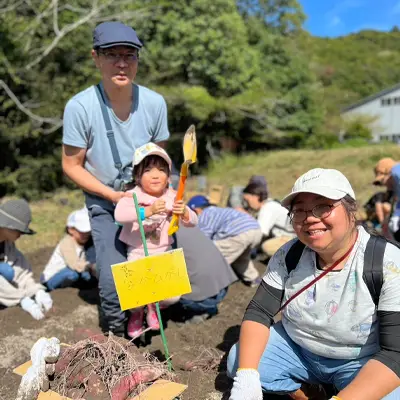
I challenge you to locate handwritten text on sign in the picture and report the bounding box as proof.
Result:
[111,248,192,310]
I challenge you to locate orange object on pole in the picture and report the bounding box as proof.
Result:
[168,125,197,236]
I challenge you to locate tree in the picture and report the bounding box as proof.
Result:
[237,0,306,36]
[0,0,158,198]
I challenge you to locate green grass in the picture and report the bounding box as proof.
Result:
[17,189,85,254]
[206,144,400,204]
[15,143,400,254]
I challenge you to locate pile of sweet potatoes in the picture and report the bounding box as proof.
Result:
[49,335,166,400]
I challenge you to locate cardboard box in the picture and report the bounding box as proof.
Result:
[13,359,187,400]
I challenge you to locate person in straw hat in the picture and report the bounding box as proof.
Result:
[372,157,400,240]
[0,199,53,320]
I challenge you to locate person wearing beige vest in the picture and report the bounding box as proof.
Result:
[41,208,96,290]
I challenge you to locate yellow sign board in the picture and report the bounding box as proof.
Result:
[111,248,192,311]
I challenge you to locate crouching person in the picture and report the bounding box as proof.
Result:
[41,208,96,291]
[0,199,53,320]
[188,195,262,287]
[172,225,237,324]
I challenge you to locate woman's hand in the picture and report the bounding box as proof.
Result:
[229,369,263,400]
[150,199,166,215]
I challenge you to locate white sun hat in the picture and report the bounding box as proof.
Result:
[66,208,91,233]
[281,168,356,209]
[133,143,172,170]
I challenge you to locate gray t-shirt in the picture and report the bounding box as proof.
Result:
[174,225,237,301]
[264,226,400,359]
[62,83,170,209]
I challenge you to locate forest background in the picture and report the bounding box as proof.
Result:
[1,0,400,199]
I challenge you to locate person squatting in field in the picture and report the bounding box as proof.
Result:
[41,208,96,291]
[372,158,400,241]
[61,21,171,336]
[0,199,53,320]
[188,195,262,287]
[241,182,296,259]
[228,168,400,400]
[114,143,197,338]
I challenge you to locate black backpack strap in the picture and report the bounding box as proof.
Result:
[285,240,306,273]
[363,235,386,307]
[94,84,123,172]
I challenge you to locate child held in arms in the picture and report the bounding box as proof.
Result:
[115,143,198,338]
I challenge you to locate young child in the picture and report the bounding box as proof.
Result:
[114,143,198,338]
[0,199,53,320]
[188,195,262,287]
[41,208,96,291]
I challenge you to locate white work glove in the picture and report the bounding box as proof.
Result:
[229,369,263,400]
[389,215,400,233]
[35,290,53,313]
[16,337,61,400]
[20,297,44,320]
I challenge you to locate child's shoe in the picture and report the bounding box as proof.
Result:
[127,308,145,338]
[146,303,160,330]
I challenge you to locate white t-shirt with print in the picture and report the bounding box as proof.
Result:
[258,199,295,239]
[264,225,400,359]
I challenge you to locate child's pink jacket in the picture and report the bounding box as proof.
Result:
[114,186,198,258]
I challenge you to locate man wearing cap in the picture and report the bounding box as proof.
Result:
[61,21,170,336]
[0,199,53,320]
[373,158,400,240]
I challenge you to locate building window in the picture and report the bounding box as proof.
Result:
[381,97,400,106]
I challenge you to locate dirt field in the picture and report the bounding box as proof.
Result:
[0,246,266,400]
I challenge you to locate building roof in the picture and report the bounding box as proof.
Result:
[341,82,400,113]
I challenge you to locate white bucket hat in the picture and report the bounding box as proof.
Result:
[281,168,356,209]
[133,143,172,170]
[66,208,91,233]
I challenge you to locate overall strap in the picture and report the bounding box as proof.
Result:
[363,235,386,307]
[285,240,306,273]
[95,84,122,172]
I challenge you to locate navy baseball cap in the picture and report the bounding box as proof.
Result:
[187,195,211,210]
[93,21,143,50]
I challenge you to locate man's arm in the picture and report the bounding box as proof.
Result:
[62,145,128,204]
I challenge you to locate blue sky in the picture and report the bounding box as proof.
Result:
[300,0,400,37]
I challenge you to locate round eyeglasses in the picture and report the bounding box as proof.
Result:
[289,201,342,223]
[100,52,138,64]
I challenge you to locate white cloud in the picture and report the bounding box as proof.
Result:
[325,0,365,30]
[329,16,342,27]
[328,0,365,16]
[393,1,400,14]
[325,0,366,28]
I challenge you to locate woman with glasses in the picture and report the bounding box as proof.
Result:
[227,168,400,400]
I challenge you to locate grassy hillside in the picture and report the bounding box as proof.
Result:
[16,144,400,254]
[206,144,400,203]
[304,29,400,114]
